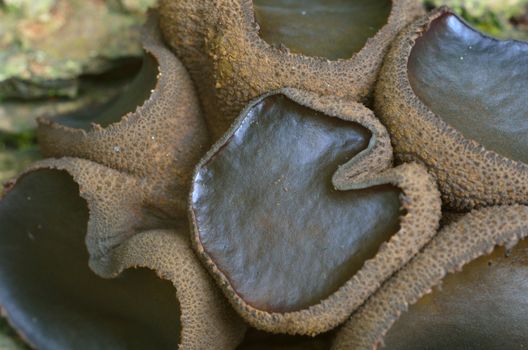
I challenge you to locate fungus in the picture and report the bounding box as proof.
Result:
[0,170,181,350]
[189,89,441,335]
[8,3,525,349]
[375,7,528,209]
[333,205,528,350]
[0,11,245,349]
[253,0,391,60]
[159,0,424,138]
[36,11,210,264]
[51,52,158,130]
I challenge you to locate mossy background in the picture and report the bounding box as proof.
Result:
[424,0,528,39]
[0,0,527,347]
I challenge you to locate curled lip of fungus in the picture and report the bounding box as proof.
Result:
[158,0,424,138]
[333,205,528,350]
[36,11,210,267]
[189,88,441,335]
[0,11,245,350]
[375,7,528,210]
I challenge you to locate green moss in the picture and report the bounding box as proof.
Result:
[0,130,40,183]
[0,318,30,350]
[0,0,154,99]
[423,0,528,40]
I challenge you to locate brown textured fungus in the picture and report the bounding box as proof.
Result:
[0,170,181,350]
[333,205,528,350]
[189,89,441,335]
[0,168,244,350]
[375,7,528,210]
[0,11,246,350]
[36,11,210,267]
[159,0,424,138]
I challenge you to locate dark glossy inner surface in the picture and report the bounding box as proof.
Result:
[0,170,180,350]
[55,53,158,130]
[253,0,392,60]
[385,238,528,350]
[192,95,401,312]
[408,13,528,163]
[237,328,333,350]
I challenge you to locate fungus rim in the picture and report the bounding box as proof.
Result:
[405,8,528,167]
[0,166,246,350]
[332,204,528,350]
[246,0,398,62]
[37,10,165,137]
[374,6,528,209]
[158,0,424,139]
[188,88,441,335]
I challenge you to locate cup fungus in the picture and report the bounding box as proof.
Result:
[375,7,528,210]
[159,0,424,138]
[4,3,527,349]
[0,11,245,350]
[333,205,528,350]
[252,0,391,60]
[189,89,441,335]
[37,11,210,220]
[0,170,180,350]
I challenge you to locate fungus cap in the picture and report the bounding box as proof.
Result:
[0,11,245,349]
[333,205,528,349]
[375,7,528,210]
[36,10,210,267]
[159,0,424,138]
[189,88,441,335]
[0,168,244,350]
[38,10,210,218]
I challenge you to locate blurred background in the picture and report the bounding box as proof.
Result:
[0,0,527,348]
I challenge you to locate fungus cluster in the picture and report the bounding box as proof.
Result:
[0,1,527,350]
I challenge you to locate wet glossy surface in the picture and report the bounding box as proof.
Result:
[0,170,180,350]
[192,95,401,312]
[253,0,392,60]
[55,53,158,130]
[385,238,528,350]
[409,13,528,163]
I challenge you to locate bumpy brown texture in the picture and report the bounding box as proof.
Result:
[333,204,528,350]
[1,168,244,350]
[38,10,209,216]
[37,12,210,265]
[375,7,528,210]
[3,12,246,350]
[106,229,246,350]
[158,0,424,138]
[189,89,442,335]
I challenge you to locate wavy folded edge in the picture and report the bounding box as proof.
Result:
[188,88,442,335]
[1,164,246,350]
[37,10,209,214]
[375,7,528,210]
[332,204,528,350]
[159,0,424,138]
